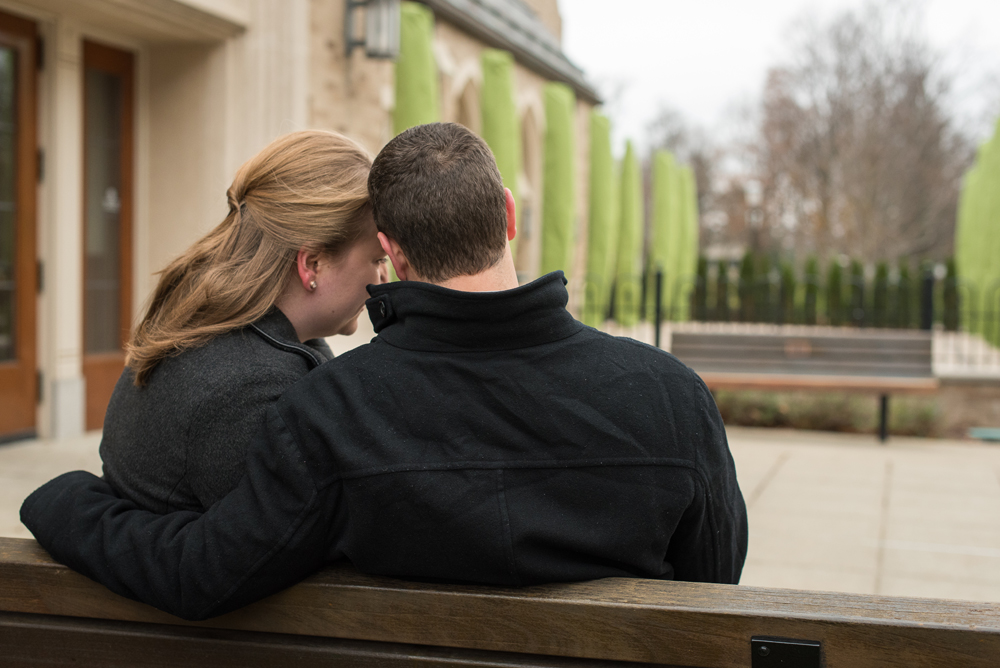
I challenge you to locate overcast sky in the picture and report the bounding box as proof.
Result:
[560,0,1000,155]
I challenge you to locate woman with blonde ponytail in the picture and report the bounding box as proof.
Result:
[98,130,388,512]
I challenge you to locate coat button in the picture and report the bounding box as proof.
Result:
[380,301,387,317]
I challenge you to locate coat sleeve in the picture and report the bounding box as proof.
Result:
[20,403,342,621]
[664,374,748,585]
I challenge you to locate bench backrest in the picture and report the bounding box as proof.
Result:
[671,330,933,378]
[0,537,997,668]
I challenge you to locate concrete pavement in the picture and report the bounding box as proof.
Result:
[730,426,1000,602]
[2,425,999,602]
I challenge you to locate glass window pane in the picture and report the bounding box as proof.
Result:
[84,67,123,354]
[0,47,13,125]
[0,46,15,363]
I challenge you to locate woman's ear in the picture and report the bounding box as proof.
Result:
[295,248,321,291]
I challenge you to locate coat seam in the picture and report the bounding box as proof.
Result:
[315,458,701,488]
[495,469,520,586]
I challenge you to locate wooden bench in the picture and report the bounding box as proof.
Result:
[1,537,997,667]
[670,330,939,441]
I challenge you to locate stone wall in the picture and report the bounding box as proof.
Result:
[938,379,1000,438]
[520,0,562,44]
[309,0,395,156]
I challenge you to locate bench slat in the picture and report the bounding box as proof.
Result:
[696,372,940,394]
[670,331,937,394]
[680,358,934,377]
[0,611,659,668]
[1,538,996,668]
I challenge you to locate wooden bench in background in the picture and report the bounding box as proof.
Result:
[671,330,939,441]
[1,537,997,667]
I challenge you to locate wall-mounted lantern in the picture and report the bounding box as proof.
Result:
[345,0,401,59]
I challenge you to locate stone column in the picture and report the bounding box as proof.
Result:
[44,19,85,438]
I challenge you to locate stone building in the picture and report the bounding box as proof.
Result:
[0,0,599,441]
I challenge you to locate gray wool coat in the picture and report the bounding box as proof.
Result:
[99,308,332,513]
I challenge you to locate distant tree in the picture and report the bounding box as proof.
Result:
[753,1,972,261]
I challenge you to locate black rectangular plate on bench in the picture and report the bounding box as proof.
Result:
[751,637,821,668]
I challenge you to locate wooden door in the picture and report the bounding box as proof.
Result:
[82,41,133,431]
[0,11,37,440]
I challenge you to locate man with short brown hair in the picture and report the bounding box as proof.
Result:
[23,123,748,621]
[368,122,509,282]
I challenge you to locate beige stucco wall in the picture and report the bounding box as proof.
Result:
[146,0,311,285]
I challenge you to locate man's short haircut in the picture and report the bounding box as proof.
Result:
[368,123,508,282]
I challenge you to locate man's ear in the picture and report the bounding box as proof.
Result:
[505,188,517,241]
[378,232,411,281]
[295,248,321,291]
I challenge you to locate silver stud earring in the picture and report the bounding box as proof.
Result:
[309,280,317,290]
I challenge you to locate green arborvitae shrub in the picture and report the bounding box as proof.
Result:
[739,251,755,322]
[693,256,708,322]
[804,256,819,325]
[827,260,844,325]
[896,260,913,328]
[873,262,889,328]
[780,261,796,324]
[715,259,730,321]
[850,259,865,326]
[943,257,959,331]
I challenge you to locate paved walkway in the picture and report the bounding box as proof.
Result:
[2,426,999,602]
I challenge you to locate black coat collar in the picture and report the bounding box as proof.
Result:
[365,271,583,352]
[252,307,333,365]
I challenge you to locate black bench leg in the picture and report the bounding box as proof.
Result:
[879,394,889,443]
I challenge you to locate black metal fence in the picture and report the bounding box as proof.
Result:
[582,266,1000,376]
[681,268,940,330]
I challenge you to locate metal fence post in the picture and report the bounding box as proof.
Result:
[920,269,934,331]
[654,269,663,349]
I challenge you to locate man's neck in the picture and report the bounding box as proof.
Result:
[426,248,519,293]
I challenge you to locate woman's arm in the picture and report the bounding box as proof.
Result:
[21,404,343,621]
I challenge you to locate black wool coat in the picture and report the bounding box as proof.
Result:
[100,308,331,511]
[23,272,748,621]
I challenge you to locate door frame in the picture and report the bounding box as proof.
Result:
[81,39,133,432]
[0,9,37,441]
